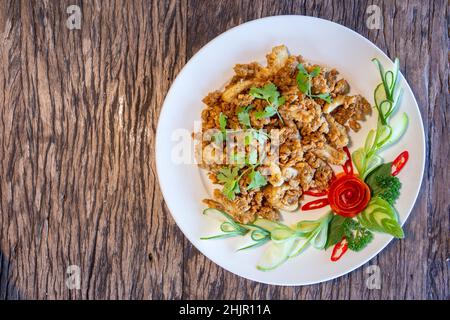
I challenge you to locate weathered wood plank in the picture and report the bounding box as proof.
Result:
[0,0,187,299]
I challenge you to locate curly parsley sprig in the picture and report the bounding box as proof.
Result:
[366,163,401,205]
[325,215,374,252]
[343,219,374,252]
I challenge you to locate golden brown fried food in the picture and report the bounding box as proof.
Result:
[196,45,371,223]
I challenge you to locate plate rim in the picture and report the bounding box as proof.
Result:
[155,15,426,286]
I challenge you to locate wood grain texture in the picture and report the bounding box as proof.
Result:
[0,0,448,299]
[0,0,187,299]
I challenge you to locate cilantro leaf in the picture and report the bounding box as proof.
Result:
[296,72,309,94]
[237,105,253,128]
[249,83,285,123]
[217,166,239,183]
[247,170,267,191]
[296,63,333,104]
[297,63,308,75]
[310,66,321,77]
[249,83,280,103]
[223,181,240,200]
[313,93,333,103]
[219,112,227,131]
[231,149,258,166]
[217,166,241,200]
[255,105,277,119]
[212,112,228,143]
[296,63,310,94]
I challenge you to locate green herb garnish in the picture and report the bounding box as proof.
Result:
[237,105,253,128]
[217,166,241,200]
[247,170,267,191]
[218,158,267,199]
[325,215,374,251]
[296,64,333,103]
[249,83,285,123]
[200,208,248,239]
[343,219,374,252]
[366,163,401,205]
[212,112,228,143]
[201,209,333,271]
[236,105,270,145]
[357,197,404,238]
[352,58,409,179]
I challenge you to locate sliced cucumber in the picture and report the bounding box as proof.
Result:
[383,112,408,148]
[372,58,392,101]
[256,238,297,271]
[312,221,330,250]
[364,129,376,153]
[357,197,404,238]
[203,208,247,235]
[385,87,403,119]
[362,154,383,180]
[372,58,386,85]
[295,220,322,235]
[352,148,366,176]
[391,58,400,94]
[375,123,392,148]
[384,70,395,92]
[379,100,392,119]
[374,83,386,109]
[288,237,310,258]
[253,218,289,232]
[288,230,318,257]
[270,227,295,242]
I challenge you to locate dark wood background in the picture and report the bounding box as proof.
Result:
[0,0,448,300]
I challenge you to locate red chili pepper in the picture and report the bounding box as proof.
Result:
[342,146,354,175]
[304,189,328,197]
[391,151,409,176]
[331,238,348,262]
[301,198,329,211]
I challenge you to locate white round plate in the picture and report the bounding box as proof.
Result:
[156,15,425,285]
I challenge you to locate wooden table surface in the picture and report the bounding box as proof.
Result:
[0,0,448,300]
